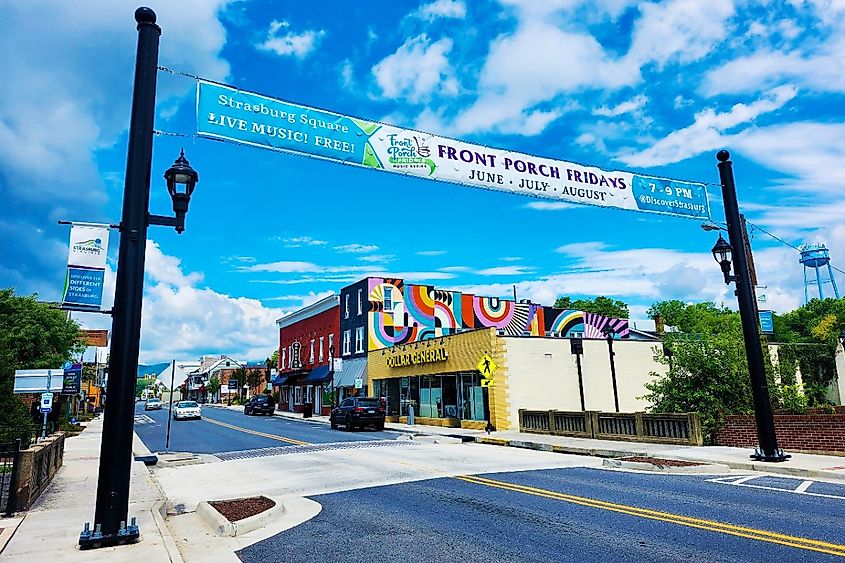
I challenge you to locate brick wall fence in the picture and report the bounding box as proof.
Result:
[715,413,845,453]
[12,432,66,511]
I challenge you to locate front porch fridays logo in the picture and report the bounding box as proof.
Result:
[386,133,436,175]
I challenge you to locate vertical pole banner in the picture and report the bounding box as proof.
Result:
[62,224,110,310]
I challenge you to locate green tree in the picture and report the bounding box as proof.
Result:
[246,368,264,390]
[207,374,221,401]
[135,379,151,398]
[647,300,739,335]
[269,349,279,368]
[553,296,629,318]
[0,289,84,445]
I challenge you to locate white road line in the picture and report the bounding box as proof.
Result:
[707,475,845,500]
[794,480,814,494]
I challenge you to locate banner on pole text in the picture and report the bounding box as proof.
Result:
[196,80,710,220]
[62,224,109,310]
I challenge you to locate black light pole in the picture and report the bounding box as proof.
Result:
[570,338,586,411]
[81,8,200,548]
[602,326,620,412]
[713,150,786,462]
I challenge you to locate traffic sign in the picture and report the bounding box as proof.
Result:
[40,392,53,413]
[477,354,497,379]
[481,379,495,388]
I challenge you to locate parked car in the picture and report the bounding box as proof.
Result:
[244,394,275,416]
[144,398,163,411]
[330,397,385,431]
[173,400,202,420]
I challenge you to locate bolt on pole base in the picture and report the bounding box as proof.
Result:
[750,448,791,463]
[79,517,140,549]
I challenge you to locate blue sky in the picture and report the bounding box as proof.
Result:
[2,0,844,362]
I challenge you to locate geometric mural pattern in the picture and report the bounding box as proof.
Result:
[366,277,629,351]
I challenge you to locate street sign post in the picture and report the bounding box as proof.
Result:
[40,392,53,413]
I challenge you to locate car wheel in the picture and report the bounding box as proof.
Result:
[330,416,338,429]
[244,407,249,415]
[375,422,384,431]
[345,415,355,431]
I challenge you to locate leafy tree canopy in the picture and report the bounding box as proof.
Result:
[0,288,84,443]
[554,296,629,319]
[647,299,739,335]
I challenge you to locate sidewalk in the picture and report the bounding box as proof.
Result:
[0,415,182,562]
[239,405,845,483]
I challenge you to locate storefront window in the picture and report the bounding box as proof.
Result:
[442,375,458,418]
[460,372,485,421]
[420,375,441,417]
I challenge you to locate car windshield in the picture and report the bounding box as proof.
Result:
[356,399,381,407]
[177,401,198,408]
[146,399,160,403]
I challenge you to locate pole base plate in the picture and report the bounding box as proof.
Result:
[79,523,140,549]
[750,448,791,463]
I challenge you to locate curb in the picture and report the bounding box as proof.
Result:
[602,459,731,474]
[152,499,184,563]
[196,498,287,537]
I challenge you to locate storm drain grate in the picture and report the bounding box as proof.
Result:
[215,439,418,461]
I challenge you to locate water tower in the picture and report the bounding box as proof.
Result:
[799,243,840,303]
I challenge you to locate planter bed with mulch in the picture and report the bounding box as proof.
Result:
[208,496,276,522]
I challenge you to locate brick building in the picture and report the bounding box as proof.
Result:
[273,295,340,415]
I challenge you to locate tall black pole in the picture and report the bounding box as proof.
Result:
[606,337,620,412]
[717,150,786,462]
[89,7,160,543]
[575,353,586,411]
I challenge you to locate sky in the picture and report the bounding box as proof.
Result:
[2,0,844,363]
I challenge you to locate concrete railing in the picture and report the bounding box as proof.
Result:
[11,432,65,511]
[519,410,702,446]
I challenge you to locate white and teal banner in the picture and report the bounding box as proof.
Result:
[62,224,109,310]
[196,80,710,219]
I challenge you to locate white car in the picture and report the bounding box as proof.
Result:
[172,400,202,420]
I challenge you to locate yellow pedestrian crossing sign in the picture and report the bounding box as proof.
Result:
[477,354,497,379]
[481,378,495,388]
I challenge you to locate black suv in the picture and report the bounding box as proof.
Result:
[330,397,385,431]
[244,394,276,416]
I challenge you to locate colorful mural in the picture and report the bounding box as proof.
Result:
[364,277,629,351]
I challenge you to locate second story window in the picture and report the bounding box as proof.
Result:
[355,326,364,353]
[384,287,393,312]
[344,294,350,319]
[329,333,334,356]
[281,348,286,369]
[309,339,315,364]
[357,289,362,315]
[342,330,351,356]
[319,336,324,362]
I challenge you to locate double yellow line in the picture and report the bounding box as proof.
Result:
[201,413,844,557]
[457,475,845,558]
[202,416,309,446]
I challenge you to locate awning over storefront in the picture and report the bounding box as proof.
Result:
[334,357,366,388]
[271,374,289,386]
[300,364,332,385]
[273,368,309,386]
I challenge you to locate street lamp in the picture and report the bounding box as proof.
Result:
[81,7,202,549]
[714,149,787,462]
[601,325,620,412]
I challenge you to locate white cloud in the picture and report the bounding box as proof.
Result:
[417,250,447,256]
[499,257,522,262]
[413,0,466,20]
[619,85,798,167]
[438,266,471,272]
[359,254,395,263]
[242,261,378,274]
[372,34,458,103]
[625,0,735,69]
[593,95,648,117]
[256,20,325,58]
[524,201,576,211]
[127,240,286,362]
[476,266,535,276]
[334,243,379,253]
[280,236,328,247]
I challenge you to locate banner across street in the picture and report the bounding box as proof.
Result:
[196,80,711,220]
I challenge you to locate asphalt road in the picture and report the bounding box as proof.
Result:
[134,403,845,562]
[133,402,401,454]
[237,467,845,563]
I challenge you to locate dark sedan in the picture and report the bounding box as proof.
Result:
[330,397,385,431]
[244,394,276,416]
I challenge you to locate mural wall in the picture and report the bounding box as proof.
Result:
[365,277,629,351]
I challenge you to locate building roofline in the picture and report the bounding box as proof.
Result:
[276,294,340,328]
